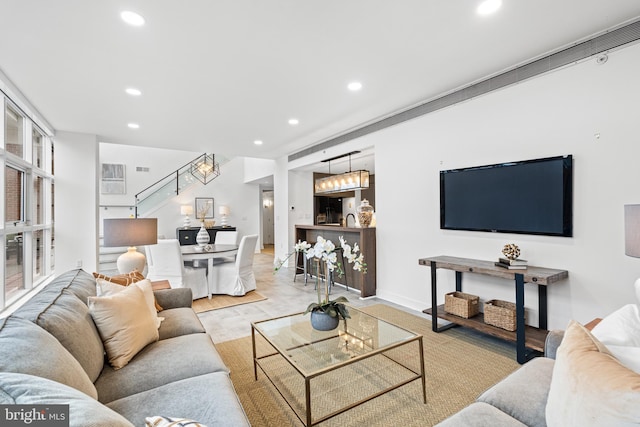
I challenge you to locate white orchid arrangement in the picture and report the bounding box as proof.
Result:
[274,236,367,319]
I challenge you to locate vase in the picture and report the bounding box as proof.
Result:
[357,199,374,228]
[196,223,210,248]
[310,310,340,331]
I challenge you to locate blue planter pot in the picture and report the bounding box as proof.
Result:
[310,310,340,331]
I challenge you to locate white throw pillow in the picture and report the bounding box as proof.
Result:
[546,320,640,427]
[88,284,159,370]
[145,416,207,427]
[96,278,163,329]
[591,304,640,373]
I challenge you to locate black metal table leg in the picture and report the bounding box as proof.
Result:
[515,273,527,364]
[538,284,548,330]
[430,261,438,332]
[455,271,462,292]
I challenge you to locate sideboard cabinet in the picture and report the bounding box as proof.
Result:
[176,226,236,246]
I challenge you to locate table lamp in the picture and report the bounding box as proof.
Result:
[181,205,193,227]
[219,205,230,227]
[624,204,640,302]
[103,218,158,273]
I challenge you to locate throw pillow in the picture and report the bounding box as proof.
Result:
[96,278,164,329]
[93,270,145,285]
[145,416,207,427]
[591,303,640,373]
[546,320,640,427]
[93,270,163,311]
[88,284,159,370]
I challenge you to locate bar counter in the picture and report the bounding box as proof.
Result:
[294,225,376,297]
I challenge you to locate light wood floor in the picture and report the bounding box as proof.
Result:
[197,251,418,343]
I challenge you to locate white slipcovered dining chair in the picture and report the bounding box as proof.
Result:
[145,239,208,300]
[212,234,258,296]
[212,231,238,264]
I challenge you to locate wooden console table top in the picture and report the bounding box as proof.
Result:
[418,255,568,286]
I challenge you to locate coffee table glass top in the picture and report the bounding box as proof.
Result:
[252,306,418,375]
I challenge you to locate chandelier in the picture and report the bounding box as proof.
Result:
[190,153,220,185]
[314,151,370,195]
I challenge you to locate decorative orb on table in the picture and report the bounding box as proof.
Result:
[502,243,521,260]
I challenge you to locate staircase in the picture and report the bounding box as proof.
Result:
[97,153,221,273]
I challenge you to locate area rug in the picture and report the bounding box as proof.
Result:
[192,291,266,313]
[216,304,520,426]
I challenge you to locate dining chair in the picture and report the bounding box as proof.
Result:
[212,231,238,264]
[211,234,258,296]
[145,239,208,300]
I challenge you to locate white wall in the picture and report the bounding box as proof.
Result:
[363,43,640,329]
[55,131,99,272]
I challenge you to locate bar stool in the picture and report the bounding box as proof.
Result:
[293,250,310,284]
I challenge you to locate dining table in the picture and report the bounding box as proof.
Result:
[180,244,238,298]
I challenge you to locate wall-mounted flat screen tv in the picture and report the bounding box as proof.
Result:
[440,155,573,237]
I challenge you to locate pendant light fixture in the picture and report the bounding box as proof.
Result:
[314,151,370,195]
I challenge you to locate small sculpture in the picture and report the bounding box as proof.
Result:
[502,243,521,260]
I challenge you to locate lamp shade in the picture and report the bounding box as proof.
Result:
[625,205,640,257]
[104,218,157,274]
[103,218,158,247]
[180,205,193,215]
[219,205,230,216]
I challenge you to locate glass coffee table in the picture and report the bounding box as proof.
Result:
[251,307,426,426]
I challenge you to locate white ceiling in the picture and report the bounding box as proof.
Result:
[1,1,639,161]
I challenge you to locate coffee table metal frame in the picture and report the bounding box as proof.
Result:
[251,308,426,426]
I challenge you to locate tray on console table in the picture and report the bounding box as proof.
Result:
[419,256,568,364]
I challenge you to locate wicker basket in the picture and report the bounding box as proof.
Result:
[444,292,480,319]
[484,300,517,331]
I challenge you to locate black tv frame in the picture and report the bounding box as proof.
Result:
[440,155,573,237]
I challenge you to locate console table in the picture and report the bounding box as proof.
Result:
[418,256,568,364]
[176,226,236,246]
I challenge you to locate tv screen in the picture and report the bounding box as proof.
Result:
[440,155,573,237]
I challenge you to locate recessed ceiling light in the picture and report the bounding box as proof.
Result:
[125,87,142,96]
[347,81,363,91]
[121,11,145,26]
[477,0,502,15]
[128,123,140,129]
[288,118,299,126]
[254,140,263,145]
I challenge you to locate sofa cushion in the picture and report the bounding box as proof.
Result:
[95,333,229,403]
[0,316,97,399]
[96,278,164,328]
[13,290,105,382]
[106,372,249,427]
[88,284,160,370]
[477,357,554,427]
[0,372,134,427]
[546,320,640,427]
[435,402,527,427]
[94,271,163,311]
[158,307,206,340]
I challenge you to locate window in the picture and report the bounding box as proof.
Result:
[2,98,54,311]
[5,166,24,224]
[33,129,43,168]
[5,105,24,158]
